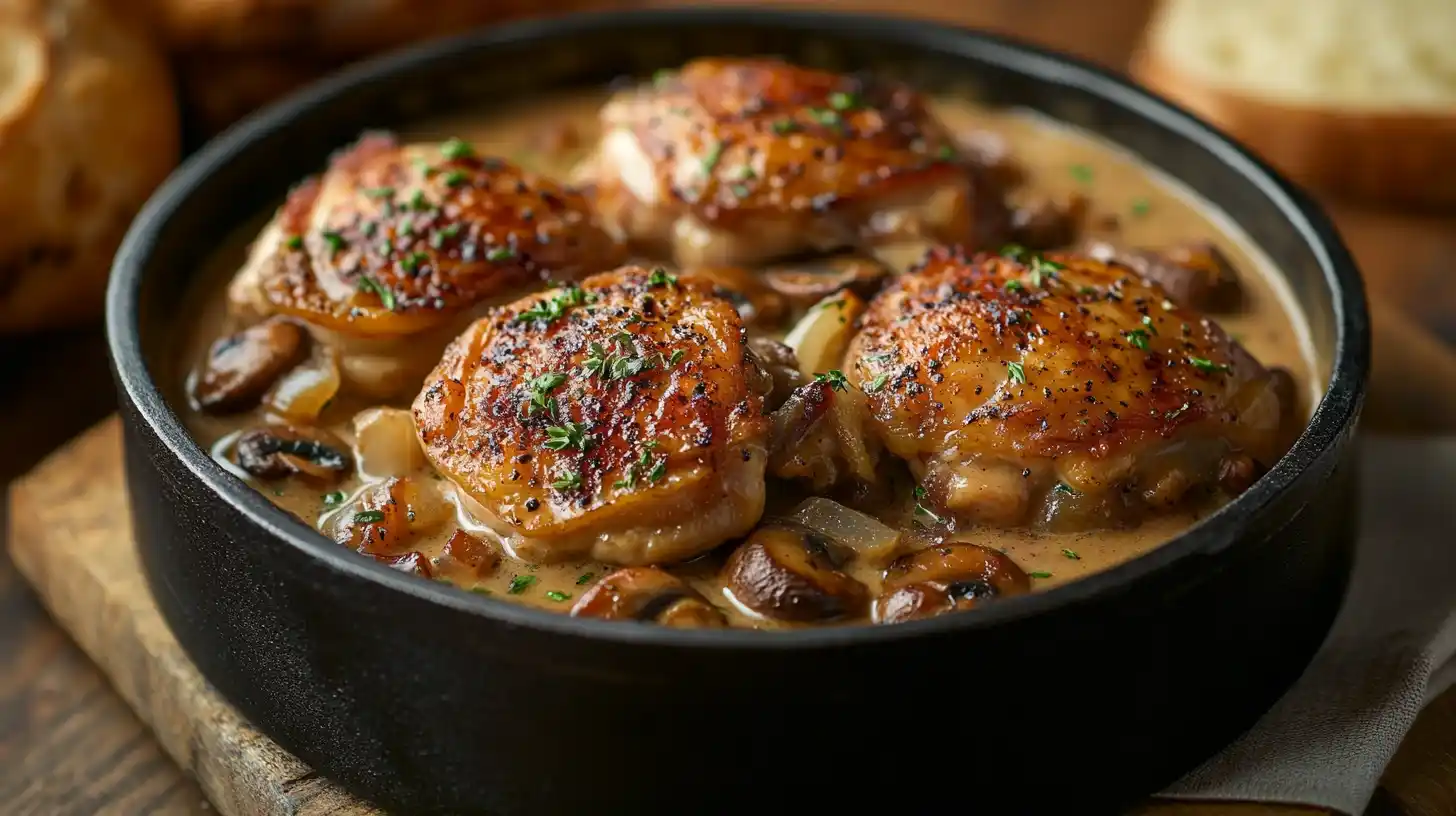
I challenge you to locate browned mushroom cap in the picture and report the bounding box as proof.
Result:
[192,317,308,414]
[759,255,889,311]
[684,265,788,327]
[570,567,726,628]
[1009,193,1089,251]
[874,544,1030,624]
[233,424,351,484]
[723,522,869,623]
[1081,238,1241,312]
[747,336,805,411]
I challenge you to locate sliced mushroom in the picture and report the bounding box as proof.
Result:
[570,567,727,628]
[1217,452,1263,496]
[874,543,1030,624]
[233,424,350,483]
[747,336,805,411]
[722,522,869,623]
[685,265,788,327]
[759,255,889,311]
[1009,193,1089,250]
[1080,238,1241,312]
[333,476,451,555]
[192,317,308,414]
[436,528,501,583]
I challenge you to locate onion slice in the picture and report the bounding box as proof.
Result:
[787,497,900,565]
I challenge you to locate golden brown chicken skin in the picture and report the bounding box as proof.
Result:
[413,265,771,565]
[846,246,1293,530]
[578,58,988,267]
[228,132,623,397]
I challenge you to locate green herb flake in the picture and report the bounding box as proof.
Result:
[321,230,346,252]
[1130,197,1152,217]
[545,590,571,602]
[523,371,567,416]
[400,251,428,274]
[936,145,956,161]
[356,275,397,311]
[1189,357,1230,374]
[1004,279,1025,293]
[507,575,537,594]
[441,137,475,160]
[551,469,582,491]
[652,68,674,86]
[809,108,842,127]
[487,245,516,262]
[701,140,724,175]
[410,189,431,211]
[827,91,860,111]
[647,267,678,287]
[730,183,751,199]
[544,421,594,453]
[669,349,685,365]
[517,286,587,325]
[443,169,469,188]
[814,370,850,392]
[1062,548,1081,560]
[1052,482,1077,496]
[1006,361,1026,384]
[1028,571,1053,579]
[771,119,800,134]
[865,373,890,393]
[1141,314,1158,334]
[1000,243,1028,261]
[1069,164,1094,184]
[1125,329,1151,351]
[284,235,304,250]
[364,186,395,200]
[353,510,385,524]
[575,572,595,585]
[322,491,346,506]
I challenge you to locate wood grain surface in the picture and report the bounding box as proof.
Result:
[2,1,1455,814]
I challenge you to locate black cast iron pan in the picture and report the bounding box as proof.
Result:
[107,8,1369,814]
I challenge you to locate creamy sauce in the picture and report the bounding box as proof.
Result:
[172,89,1317,626]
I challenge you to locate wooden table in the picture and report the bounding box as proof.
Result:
[3,1,1455,813]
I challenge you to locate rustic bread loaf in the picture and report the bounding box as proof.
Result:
[1132,0,1456,209]
[0,0,180,334]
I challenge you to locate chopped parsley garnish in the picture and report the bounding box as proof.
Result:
[1079,285,1097,295]
[545,590,571,602]
[441,137,475,160]
[1062,548,1081,560]
[507,574,537,594]
[544,421,594,452]
[438,223,463,240]
[808,108,842,128]
[523,371,567,417]
[486,245,516,262]
[575,572,595,585]
[701,140,724,175]
[321,230,346,252]
[1028,256,1063,287]
[364,186,395,199]
[814,370,850,392]
[613,441,663,490]
[827,91,860,111]
[648,458,667,483]
[647,267,678,287]
[322,491,346,506]
[517,286,588,325]
[356,275,397,311]
[1028,571,1053,579]
[912,487,944,526]
[284,235,303,250]
[400,251,428,274]
[1006,361,1026,384]
[1004,279,1025,293]
[1052,482,1077,496]
[551,469,583,491]
[1141,314,1158,334]
[1189,357,1229,373]
[1000,243,1028,261]
[410,189,431,211]
[443,169,468,187]
[1069,164,1094,184]
[353,510,385,523]
[669,349,685,365]
[652,68,674,85]
[771,119,800,134]
[1125,329,1151,351]
[865,373,891,393]
[1130,197,1152,217]
[730,183,750,198]
[937,145,956,160]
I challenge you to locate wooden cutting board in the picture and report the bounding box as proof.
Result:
[6,417,1456,816]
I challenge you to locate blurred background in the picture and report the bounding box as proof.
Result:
[3,0,1453,811]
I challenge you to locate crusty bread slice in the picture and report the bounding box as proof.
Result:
[1131,0,1456,209]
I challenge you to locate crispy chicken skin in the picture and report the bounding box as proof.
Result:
[228,132,623,397]
[846,247,1291,529]
[413,265,770,565]
[578,58,986,267]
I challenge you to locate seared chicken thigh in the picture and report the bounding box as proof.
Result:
[413,265,771,565]
[578,58,995,267]
[846,247,1293,530]
[228,132,623,398]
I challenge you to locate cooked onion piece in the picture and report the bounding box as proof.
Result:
[785,497,900,565]
[783,290,865,379]
[352,407,425,478]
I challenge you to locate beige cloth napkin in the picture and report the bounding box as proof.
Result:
[1159,435,1456,815]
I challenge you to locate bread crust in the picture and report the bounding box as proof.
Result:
[0,0,180,334]
[1132,35,1456,210]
